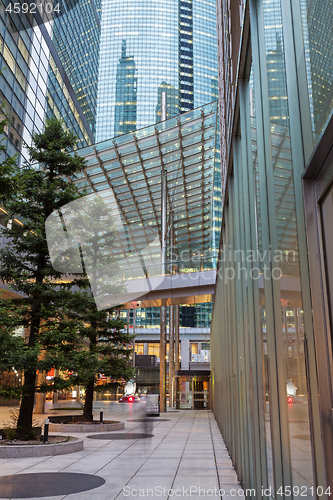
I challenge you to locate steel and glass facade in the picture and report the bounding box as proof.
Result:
[0,4,49,162]
[300,0,333,139]
[47,0,101,141]
[212,0,333,497]
[95,0,221,334]
[0,0,98,165]
[96,0,219,141]
[132,303,213,329]
[96,0,179,142]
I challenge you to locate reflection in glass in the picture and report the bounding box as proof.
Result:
[114,40,137,137]
[262,0,315,494]
[156,81,179,122]
[321,187,333,344]
[300,0,333,141]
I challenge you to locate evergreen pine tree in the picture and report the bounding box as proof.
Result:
[48,193,135,422]
[54,288,134,422]
[0,117,88,438]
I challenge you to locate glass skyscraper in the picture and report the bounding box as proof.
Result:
[114,39,137,137]
[0,3,50,162]
[94,0,221,329]
[300,0,333,138]
[46,0,101,145]
[96,0,219,142]
[0,0,100,163]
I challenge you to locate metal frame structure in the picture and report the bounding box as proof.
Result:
[212,0,332,497]
[303,113,333,492]
[72,101,219,275]
[71,101,218,413]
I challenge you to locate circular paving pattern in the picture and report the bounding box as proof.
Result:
[0,472,105,498]
[87,433,154,440]
[127,418,170,422]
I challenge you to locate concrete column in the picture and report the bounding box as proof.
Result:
[294,308,303,395]
[132,308,136,367]
[174,305,180,408]
[159,90,167,412]
[181,338,190,370]
[169,305,175,407]
[160,303,167,412]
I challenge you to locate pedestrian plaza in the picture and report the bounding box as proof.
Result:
[0,404,241,500]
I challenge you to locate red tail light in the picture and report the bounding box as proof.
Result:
[287,396,293,403]
[129,397,133,401]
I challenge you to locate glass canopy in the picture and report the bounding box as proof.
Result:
[71,101,219,274]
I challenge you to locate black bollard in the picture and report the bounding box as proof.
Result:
[100,410,103,423]
[43,418,49,443]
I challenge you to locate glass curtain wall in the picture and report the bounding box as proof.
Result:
[0,4,49,161]
[129,304,213,329]
[299,1,333,145]
[96,0,220,142]
[96,0,179,142]
[49,0,101,140]
[0,0,98,164]
[96,0,221,330]
[211,0,327,497]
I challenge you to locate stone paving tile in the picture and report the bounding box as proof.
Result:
[9,496,65,500]
[187,494,220,500]
[0,408,242,500]
[218,484,246,499]
[126,474,175,488]
[178,461,217,470]
[66,482,125,500]
[172,475,220,491]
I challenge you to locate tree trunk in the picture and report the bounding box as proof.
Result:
[82,377,94,421]
[16,370,36,439]
[16,297,41,439]
[35,368,46,414]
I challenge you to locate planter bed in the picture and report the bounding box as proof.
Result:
[0,436,83,458]
[48,416,124,433]
[0,427,41,440]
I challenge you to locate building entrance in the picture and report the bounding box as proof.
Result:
[175,375,210,409]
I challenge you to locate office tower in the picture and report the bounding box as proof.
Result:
[0,0,100,165]
[47,0,101,139]
[178,0,193,113]
[155,81,179,122]
[0,6,50,162]
[96,0,219,141]
[301,0,333,135]
[114,40,137,137]
[266,34,289,126]
[94,0,221,334]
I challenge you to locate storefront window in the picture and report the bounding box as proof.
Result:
[134,343,144,355]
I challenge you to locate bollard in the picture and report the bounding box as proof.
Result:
[100,410,103,423]
[44,418,49,443]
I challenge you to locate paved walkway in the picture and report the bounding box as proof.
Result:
[0,405,242,500]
